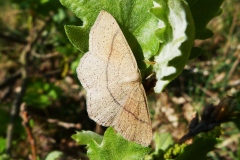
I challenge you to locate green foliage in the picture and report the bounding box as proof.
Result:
[202,126,223,138]
[60,0,159,70]
[72,127,150,160]
[11,0,63,16]
[72,128,223,160]
[60,0,224,93]
[164,143,187,159]
[145,130,221,160]
[72,130,103,145]
[186,0,224,40]
[186,0,224,60]
[0,109,9,134]
[45,150,64,160]
[154,132,174,152]
[23,78,62,108]
[159,136,219,160]
[0,137,9,160]
[0,137,6,153]
[0,108,24,138]
[145,132,174,160]
[0,0,238,158]
[148,134,219,160]
[151,0,195,93]
[59,0,228,159]
[234,118,240,130]
[0,154,10,160]
[176,137,219,160]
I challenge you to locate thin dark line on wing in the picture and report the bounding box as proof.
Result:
[106,30,148,124]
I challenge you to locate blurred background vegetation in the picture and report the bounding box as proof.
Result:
[0,0,239,159]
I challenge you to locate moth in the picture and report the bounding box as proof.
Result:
[77,10,152,146]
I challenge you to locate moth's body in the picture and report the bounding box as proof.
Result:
[77,10,152,146]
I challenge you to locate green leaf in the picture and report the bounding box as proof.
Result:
[45,151,64,160]
[0,137,6,153]
[59,0,159,70]
[186,0,224,40]
[152,0,195,93]
[176,137,219,160]
[72,127,150,160]
[148,132,174,159]
[189,47,203,60]
[154,132,174,152]
[72,130,103,145]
